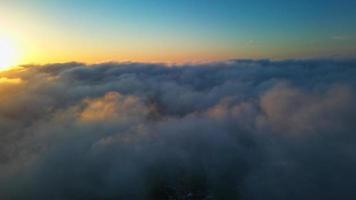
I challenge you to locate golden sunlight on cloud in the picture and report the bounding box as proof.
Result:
[0,77,22,84]
[80,92,146,122]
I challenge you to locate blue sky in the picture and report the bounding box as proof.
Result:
[1,0,356,63]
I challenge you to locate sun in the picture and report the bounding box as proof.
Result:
[0,35,20,71]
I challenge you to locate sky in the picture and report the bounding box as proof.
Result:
[0,0,356,64]
[1,1,356,199]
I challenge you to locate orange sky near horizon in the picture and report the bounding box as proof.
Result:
[1,0,356,68]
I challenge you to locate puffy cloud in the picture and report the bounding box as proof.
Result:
[80,92,147,122]
[0,59,355,199]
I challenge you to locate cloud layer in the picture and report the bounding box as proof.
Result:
[0,59,356,199]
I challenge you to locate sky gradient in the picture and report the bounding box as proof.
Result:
[1,1,356,199]
[1,0,356,64]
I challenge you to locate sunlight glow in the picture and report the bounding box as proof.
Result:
[0,35,20,70]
